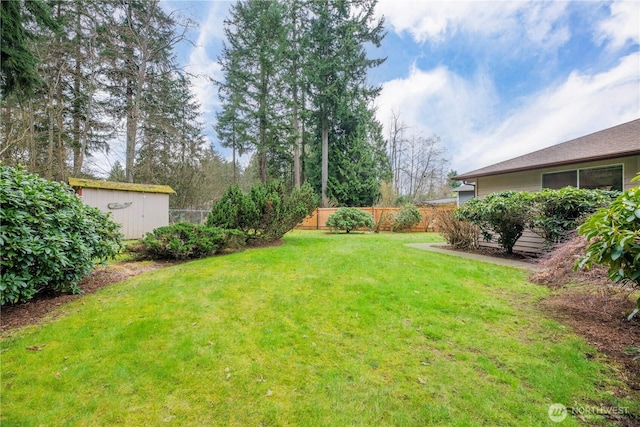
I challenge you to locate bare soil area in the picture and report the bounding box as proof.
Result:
[0,260,179,331]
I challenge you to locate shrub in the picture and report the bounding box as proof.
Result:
[207,181,317,245]
[435,209,478,250]
[454,191,532,254]
[529,187,617,248]
[0,165,123,305]
[205,185,255,232]
[391,204,422,232]
[136,222,245,260]
[373,210,395,233]
[326,207,374,233]
[577,181,640,288]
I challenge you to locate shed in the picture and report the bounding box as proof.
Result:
[69,178,176,240]
[454,118,640,253]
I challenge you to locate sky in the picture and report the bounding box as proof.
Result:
[160,0,640,175]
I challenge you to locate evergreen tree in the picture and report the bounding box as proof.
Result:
[0,0,59,98]
[305,0,385,206]
[99,0,189,182]
[216,0,289,184]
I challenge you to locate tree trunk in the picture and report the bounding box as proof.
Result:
[293,103,301,188]
[321,111,328,207]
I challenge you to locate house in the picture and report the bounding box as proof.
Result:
[454,118,640,253]
[69,178,176,240]
[452,184,475,206]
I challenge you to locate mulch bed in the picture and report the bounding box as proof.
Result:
[0,261,179,332]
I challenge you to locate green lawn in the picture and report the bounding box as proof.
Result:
[1,231,637,426]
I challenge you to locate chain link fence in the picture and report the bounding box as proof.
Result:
[169,209,209,225]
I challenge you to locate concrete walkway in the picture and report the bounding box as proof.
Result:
[405,243,540,271]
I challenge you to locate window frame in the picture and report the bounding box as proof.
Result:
[540,163,624,191]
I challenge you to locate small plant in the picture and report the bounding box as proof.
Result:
[391,204,422,232]
[136,223,245,260]
[326,207,374,233]
[435,209,478,250]
[454,191,532,254]
[623,346,640,360]
[0,165,123,304]
[373,210,395,233]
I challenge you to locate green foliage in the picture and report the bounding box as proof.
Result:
[454,191,532,254]
[577,183,640,288]
[206,185,257,232]
[0,165,123,305]
[307,102,391,207]
[391,204,423,232]
[435,209,478,250]
[137,223,245,260]
[0,0,60,98]
[207,181,317,244]
[326,207,374,233]
[529,187,618,247]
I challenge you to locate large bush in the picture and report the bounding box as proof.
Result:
[207,181,317,245]
[326,207,374,233]
[577,182,640,287]
[391,204,422,232]
[0,165,123,305]
[454,191,532,254]
[136,223,245,260]
[529,187,618,247]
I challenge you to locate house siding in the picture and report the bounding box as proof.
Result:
[474,154,639,253]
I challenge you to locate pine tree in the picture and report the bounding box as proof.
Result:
[0,0,59,98]
[216,0,289,184]
[100,0,189,182]
[305,0,385,206]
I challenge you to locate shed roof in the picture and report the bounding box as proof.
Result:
[69,178,176,194]
[455,118,640,181]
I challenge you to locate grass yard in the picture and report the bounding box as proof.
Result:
[1,231,637,426]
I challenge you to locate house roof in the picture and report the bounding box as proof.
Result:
[455,118,640,181]
[69,178,176,194]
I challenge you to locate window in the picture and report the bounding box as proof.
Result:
[542,170,577,189]
[579,165,623,191]
[542,164,623,191]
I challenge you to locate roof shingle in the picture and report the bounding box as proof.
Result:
[455,118,640,180]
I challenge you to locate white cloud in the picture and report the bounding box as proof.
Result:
[377,0,570,50]
[376,52,640,173]
[463,51,640,170]
[597,1,640,49]
[184,2,229,115]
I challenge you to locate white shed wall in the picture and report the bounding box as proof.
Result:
[80,188,169,239]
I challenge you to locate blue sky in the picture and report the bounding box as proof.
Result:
[160,0,640,175]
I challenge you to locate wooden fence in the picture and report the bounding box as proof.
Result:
[295,205,456,232]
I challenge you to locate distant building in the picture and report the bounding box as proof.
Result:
[452,184,475,206]
[69,178,176,240]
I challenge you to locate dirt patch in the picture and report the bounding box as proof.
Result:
[538,286,639,384]
[0,260,179,332]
